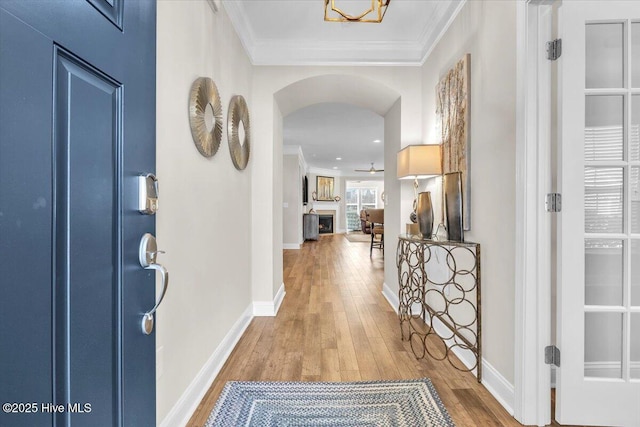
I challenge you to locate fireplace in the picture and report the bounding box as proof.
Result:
[318,214,334,234]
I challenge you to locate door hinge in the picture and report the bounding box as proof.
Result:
[545,193,562,212]
[547,38,562,61]
[545,345,560,367]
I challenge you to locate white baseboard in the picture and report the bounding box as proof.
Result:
[382,282,515,416]
[283,243,301,250]
[430,313,515,415]
[381,282,399,313]
[253,283,286,316]
[481,358,515,416]
[158,304,253,427]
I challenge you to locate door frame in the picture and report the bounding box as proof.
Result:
[514,0,555,425]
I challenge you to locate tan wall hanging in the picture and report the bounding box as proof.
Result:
[227,95,251,170]
[189,77,223,158]
[436,54,471,230]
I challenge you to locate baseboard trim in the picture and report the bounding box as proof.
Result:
[283,243,301,250]
[481,358,515,416]
[430,314,515,415]
[253,283,286,316]
[381,282,399,313]
[158,304,253,427]
[382,282,515,416]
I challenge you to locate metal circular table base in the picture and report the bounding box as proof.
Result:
[227,95,251,170]
[188,77,223,158]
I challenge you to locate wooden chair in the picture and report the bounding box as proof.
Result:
[365,209,384,256]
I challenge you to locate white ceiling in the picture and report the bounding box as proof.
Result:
[223,0,465,65]
[283,103,384,175]
[227,1,465,175]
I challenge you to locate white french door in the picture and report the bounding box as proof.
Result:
[557,1,640,425]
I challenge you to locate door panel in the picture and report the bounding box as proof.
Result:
[87,0,124,29]
[558,1,640,425]
[53,48,123,425]
[0,1,156,426]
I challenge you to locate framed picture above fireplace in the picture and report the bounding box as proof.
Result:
[316,176,335,201]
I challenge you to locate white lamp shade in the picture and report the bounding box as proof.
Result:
[396,144,442,179]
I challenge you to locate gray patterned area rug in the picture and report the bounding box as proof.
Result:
[205,378,455,427]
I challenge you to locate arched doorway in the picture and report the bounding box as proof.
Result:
[250,73,411,313]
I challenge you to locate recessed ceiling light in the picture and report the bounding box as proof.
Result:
[333,166,338,169]
[373,139,381,143]
[336,157,342,160]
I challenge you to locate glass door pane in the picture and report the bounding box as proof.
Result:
[586,23,624,88]
[584,19,630,382]
[585,312,623,379]
[585,239,623,306]
[632,22,640,88]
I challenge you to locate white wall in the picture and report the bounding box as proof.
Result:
[156,1,253,423]
[283,154,302,247]
[384,99,402,287]
[421,0,518,385]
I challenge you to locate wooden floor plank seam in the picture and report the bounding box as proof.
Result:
[186,234,576,427]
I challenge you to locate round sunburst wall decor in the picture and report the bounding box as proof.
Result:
[188,77,223,158]
[227,95,251,170]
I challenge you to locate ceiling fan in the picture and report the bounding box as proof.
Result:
[355,162,384,174]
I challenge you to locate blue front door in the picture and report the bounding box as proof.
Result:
[0,1,157,425]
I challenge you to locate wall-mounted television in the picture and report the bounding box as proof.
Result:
[302,175,308,205]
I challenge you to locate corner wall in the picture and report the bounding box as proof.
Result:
[283,154,302,248]
[156,1,253,423]
[421,0,518,389]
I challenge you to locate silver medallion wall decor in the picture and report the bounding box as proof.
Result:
[227,95,251,170]
[189,77,223,158]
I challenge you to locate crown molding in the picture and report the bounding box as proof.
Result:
[223,0,258,65]
[419,0,467,65]
[249,40,425,66]
[224,0,467,66]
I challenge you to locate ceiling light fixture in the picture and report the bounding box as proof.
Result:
[373,139,381,143]
[324,0,390,23]
[336,157,342,160]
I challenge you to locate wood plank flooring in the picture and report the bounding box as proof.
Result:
[187,234,574,427]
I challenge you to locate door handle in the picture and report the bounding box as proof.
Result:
[138,233,169,335]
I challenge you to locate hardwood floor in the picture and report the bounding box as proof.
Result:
[187,234,574,427]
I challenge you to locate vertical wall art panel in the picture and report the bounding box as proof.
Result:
[437,54,471,230]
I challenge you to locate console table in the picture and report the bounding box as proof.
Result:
[396,234,481,381]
